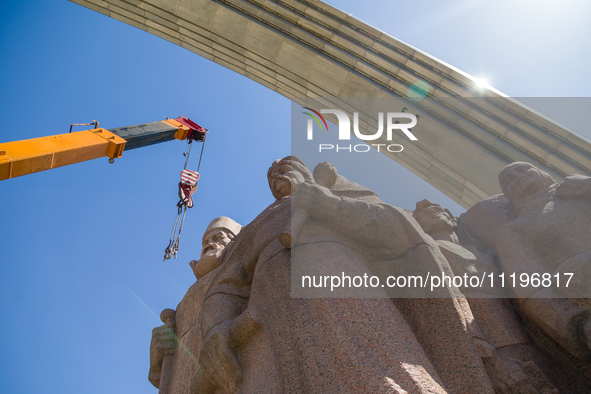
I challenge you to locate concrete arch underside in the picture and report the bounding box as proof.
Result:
[70,0,591,208]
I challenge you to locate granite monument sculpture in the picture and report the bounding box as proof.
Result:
[150,159,591,393]
[460,161,591,389]
[149,216,242,394]
[412,199,591,392]
[190,156,495,393]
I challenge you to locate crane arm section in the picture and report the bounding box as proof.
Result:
[0,117,203,181]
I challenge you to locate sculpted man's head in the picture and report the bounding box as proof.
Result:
[267,155,313,200]
[413,199,457,236]
[190,216,242,279]
[499,162,556,205]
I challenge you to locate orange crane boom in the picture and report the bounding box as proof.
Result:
[0,117,206,181]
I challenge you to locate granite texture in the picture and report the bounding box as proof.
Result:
[412,199,591,393]
[191,157,493,393]
[149,159,591,393]
[149,217,242,394]
[460,162,591,391]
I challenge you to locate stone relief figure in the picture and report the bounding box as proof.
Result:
[493,163,591,378]
[191,156,497,394]
[459,161,591,388]
[413,199,570,393]
[149,217,242,394]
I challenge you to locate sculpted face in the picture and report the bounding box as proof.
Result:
[499,163,555,203]
[413,202,456,235]
[268,158,311,200]
[200,228,233,266]
[191,216,241,279]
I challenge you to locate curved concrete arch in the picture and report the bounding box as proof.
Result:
[69,0,591,208]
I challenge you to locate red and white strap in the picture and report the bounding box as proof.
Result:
[178,169,199,208]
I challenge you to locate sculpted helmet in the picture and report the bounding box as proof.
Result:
[203,216,242,240]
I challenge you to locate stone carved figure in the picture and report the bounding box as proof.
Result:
[149,217,242,394]
[494,163,591,359]
[191,156,497,394]
[413,199,563,393]
[190,217,243,281]
[460,161,591,389]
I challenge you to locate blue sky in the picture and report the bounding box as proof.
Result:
[0,1,590,393]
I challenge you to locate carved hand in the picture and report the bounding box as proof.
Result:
[292,181,340,221]
[522,295,591,359]
[197,321,243,394]
[482,354,538,394]
[555,174,591,199]
[148,324,178,388]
